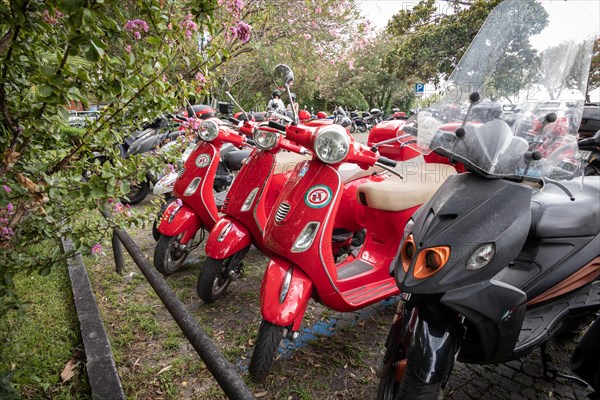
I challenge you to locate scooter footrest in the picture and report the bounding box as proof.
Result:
[337,260,373,280]
[515,280,600,353]
[340,279,399,307]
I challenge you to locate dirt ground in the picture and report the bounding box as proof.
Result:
[85,207,594,400]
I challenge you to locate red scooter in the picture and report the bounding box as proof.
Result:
[154,117,252,274]
[248,121,457,381]
[196,119,311,303]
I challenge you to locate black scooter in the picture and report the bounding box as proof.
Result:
[375,1,600,398]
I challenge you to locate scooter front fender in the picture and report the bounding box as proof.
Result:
[407,304,463,384]
[157,202,202,244]
[205,218,253,260]
[260,257,313,331]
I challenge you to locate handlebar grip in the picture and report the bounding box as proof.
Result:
[229,117,240,125]
[245,138,256,146]
[268,120,287,132]
[578,138,595,148]
[378,157,397,168]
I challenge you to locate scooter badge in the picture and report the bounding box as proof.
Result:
[195,153,211,168]
[304,185,332,208]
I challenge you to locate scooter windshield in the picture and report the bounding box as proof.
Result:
[404,0,599,179]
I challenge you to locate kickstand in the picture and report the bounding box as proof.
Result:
[540,343,590,387]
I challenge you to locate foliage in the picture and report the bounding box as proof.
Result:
[587,38,600,102]
[0,0,226,316]
[384,0,503,86]
[210,0,371,112]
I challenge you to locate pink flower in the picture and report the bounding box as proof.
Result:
[232,20,251,44]
[107,198,114,203]
[303,33,311,40]
[176,199,183,206]
[168,22,173,30]
[162,74,168,82]
[6,203,13,213]
[42,9,63,24]
[348,58,355,70]
[2,185,11,193]
[195,72,207,83]
[114,203,125,213]
[315,6,322,14]
[125,44,132,53]
[180,13,198,40]
[0,227,14,240]
[167,164,176,173]
[311,21,317,29]
[124,19,149,40]
[91,243,102,255]
[328,28,339,37]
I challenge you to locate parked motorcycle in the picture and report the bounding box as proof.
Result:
[153,116,252,274]
[376,2,600,399]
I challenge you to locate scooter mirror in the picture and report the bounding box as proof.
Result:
[273,64,294,88]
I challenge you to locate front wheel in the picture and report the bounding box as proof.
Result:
[196,246,250,304]
[154,234,191,275]
[121,178,150,205]
[350,123,357,134]
[249,320,284,382]
[358,124,367,133]
[152,197,176,241]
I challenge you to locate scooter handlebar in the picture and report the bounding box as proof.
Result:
[268,120,287,132]
[377,156,397,168]
[229,116,241,125]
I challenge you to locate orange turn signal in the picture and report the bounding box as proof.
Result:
[400,235,416,273]
[412,246,451,279]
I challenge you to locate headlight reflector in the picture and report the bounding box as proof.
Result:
[314,125,350,164]
[466,243,495,270]
[199,120,219,141]
[254,128,278,150]
[292,222,320,252]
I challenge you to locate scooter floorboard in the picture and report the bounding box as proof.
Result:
[341,279,398,308]
[515,280,600,353]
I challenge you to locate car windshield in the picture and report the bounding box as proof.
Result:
[404,0,599,180]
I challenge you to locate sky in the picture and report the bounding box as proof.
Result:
[357,0,406,30]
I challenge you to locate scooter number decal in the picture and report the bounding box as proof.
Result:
[195,153,211,168]
[304,185,332,209]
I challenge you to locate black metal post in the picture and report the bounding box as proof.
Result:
[111,226,255,400]
[112,230,125,274]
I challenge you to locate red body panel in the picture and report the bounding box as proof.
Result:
[367,120,420,161]
[158,141,220,241]
[204,217,253,259]
[157,202,203,244]
[260,257,313,331]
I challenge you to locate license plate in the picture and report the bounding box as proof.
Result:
[578,150,592,161]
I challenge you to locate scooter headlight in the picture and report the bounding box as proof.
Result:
[292,222,320,253]
[314,125,350,164]
[198,120,219,142]
[466,243,495,270]
[254,128,278,150]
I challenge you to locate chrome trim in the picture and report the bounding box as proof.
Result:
[274,202,291,222]
[279,266,293,304]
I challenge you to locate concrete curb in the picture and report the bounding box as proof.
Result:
[61,238,125,400]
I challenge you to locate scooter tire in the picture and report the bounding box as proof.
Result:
[350,124,357,134]
[395,370,444,400]
[121,178,150,205]
[249,320,284,382]
[154,234,190,275]
[359,125,367,133]
[376,365,401,400]
[197,257,233,304]
[152,197,176,242]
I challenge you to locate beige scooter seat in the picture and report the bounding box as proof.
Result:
[357,163,457,211]
[338,163,384,184]
[274,151,312,174]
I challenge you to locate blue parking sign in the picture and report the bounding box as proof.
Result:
[415,83,425,93]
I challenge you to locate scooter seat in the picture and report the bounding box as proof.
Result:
[356,163,457,211]
[274,151,312,175]
[529,177,600,238]
[338,163,384,184]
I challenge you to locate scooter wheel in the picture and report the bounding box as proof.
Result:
[359,124,367,133]
[153,234,190,275]
[197,257,233,303]
[197,247,250,303]
[120,178,150,205]
[350,124,357,134]
[249,320,284,382]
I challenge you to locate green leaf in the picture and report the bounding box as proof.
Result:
[147,36,161,46]
[141,64,154,75]
[59,0,86,11]
[38,85,53,98]
[90,37,106,59]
